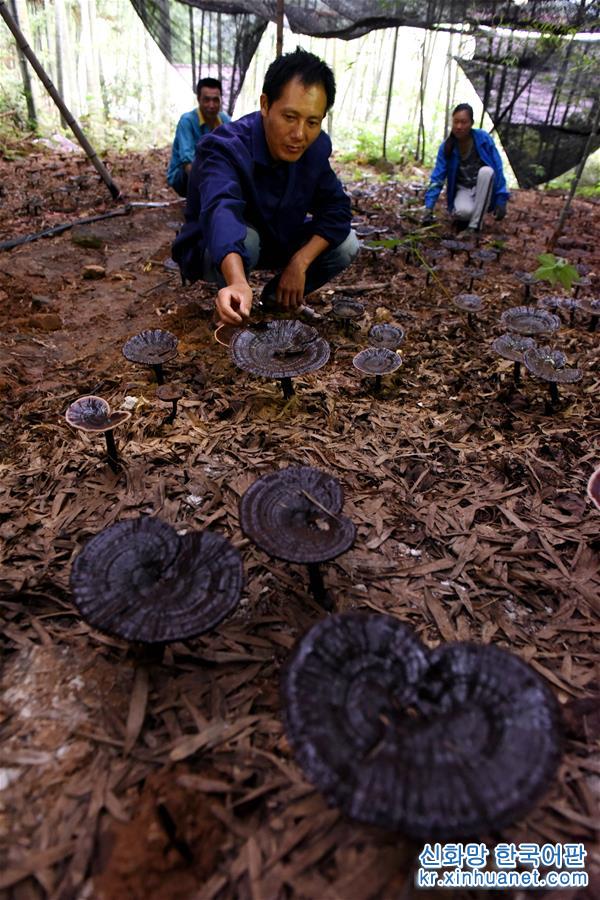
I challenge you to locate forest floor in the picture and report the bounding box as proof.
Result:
[0,141,599,900]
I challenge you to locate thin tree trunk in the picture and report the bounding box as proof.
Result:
[189,5,196,88]
[443,29,454,136]
[217,12,222,82]
[276,0,284,57]
[198,10,205,80]
[0,0,120,199]
[548,98,600,250]
[54,0,67,127]
[382,27,399,160]
[9,0,36,128]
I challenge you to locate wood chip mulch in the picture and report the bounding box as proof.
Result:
[0,145,598,899]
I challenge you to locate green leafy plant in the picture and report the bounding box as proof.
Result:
[534,254,580,291]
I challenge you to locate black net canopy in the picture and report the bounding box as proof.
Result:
[132,1,600,185]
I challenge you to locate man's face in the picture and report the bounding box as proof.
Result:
[451,110,473,141]
[260,76,327,163]
[198,87,222,125]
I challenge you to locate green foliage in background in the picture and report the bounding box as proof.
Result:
[534,254,580,291]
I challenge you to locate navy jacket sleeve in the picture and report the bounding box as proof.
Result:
[424,141,448,210]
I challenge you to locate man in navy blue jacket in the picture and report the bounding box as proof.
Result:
[172,48,358,325]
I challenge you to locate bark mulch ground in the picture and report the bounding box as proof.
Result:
[0,143,598,899]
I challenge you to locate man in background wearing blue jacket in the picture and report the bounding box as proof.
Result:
[172,48,358,325]
[167,77,231,198]
[423,103,509,233]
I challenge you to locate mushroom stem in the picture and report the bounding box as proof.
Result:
[104,430,119,471]
[307,563,332,611]
[513,361,521,386]
[152,364,165,385]
[467,312,475,329]
[468,277,474,290]
[280,377,295,399]
[524,284,531,301]
[165,400,178,424]
[589,315,598,333]
[549,382,559,406]
[374,374,382,393]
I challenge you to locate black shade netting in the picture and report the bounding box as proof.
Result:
[459,30,600,186]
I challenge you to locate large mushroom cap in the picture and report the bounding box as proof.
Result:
[353,347,402,376]
[577,297,600,316]
[441,239,470,253]
[500,306,561,337]
[156,384,183,403]
[122,329,178,366]
[588,467,600,510]
[368,323,405,350]
[453,293,484,313]
[65,395,131,432]
[523,346,582,384]
[239,466,355,564]
[331,298,365,321]
[70,517,243,643]
[230,320,330,380]
[282,612,562,839]
[538,295,579,312]
[492,333,537,362]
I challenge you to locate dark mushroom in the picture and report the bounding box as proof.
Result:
[282,612,562,839]
[587,467,600,510]
[441,239,470,259]
[230,320,329,399]
[70,516,243,649]
[353,347,402,393]
[122,329,178,385]
[576,297,600,332]
[491,333,537,385]
[156,384,183,424]
[538,295,579,326]
[573,276,591,299]
[452,293,484,329]
[470,248,498,267]
[331,297,365,336]
[239,466,354,611]
[65,395,130,472]
[463,267,485,291]
[513,271,539,301]
[367,323,405,350]
[500,306,561,338]
[523,345,582,410]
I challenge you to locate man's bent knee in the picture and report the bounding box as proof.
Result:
[331,229,360,267]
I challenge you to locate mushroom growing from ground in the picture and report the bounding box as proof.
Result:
[230,320,329,399]
[65,395,130,472]
[353,347,402,393]
[538,295,579,327]
[500,306,561,338]
[513,271,539,301]
[282,612,562,839]
[491,333,537,386]
[523,346,582,409]
[122,329,178,385]
[470,247,498,267]
[441,239,470,259]
[577,297,600,332]
[452,293,484,329]
[587,467,600,510]
[331,297,365,336]
[367,323,405,350]
[239,466,355,611]
[463,267,485,291]
[156,384,183,424]
[70,516,243,648]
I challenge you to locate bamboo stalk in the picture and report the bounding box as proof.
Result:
[382,26,398,160]
[0,0,120,200]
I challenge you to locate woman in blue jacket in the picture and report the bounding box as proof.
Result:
[423,103,509,232]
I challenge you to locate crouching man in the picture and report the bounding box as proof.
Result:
[172,48,359,324]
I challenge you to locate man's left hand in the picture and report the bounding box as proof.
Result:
[277,256,307,310]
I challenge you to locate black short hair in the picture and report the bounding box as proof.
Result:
[452,102,474,122]
[262,47,336,112]
[196,77,222,97]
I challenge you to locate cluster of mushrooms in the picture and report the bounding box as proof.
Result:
[59,220,598,841]
[68,461,565,841]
